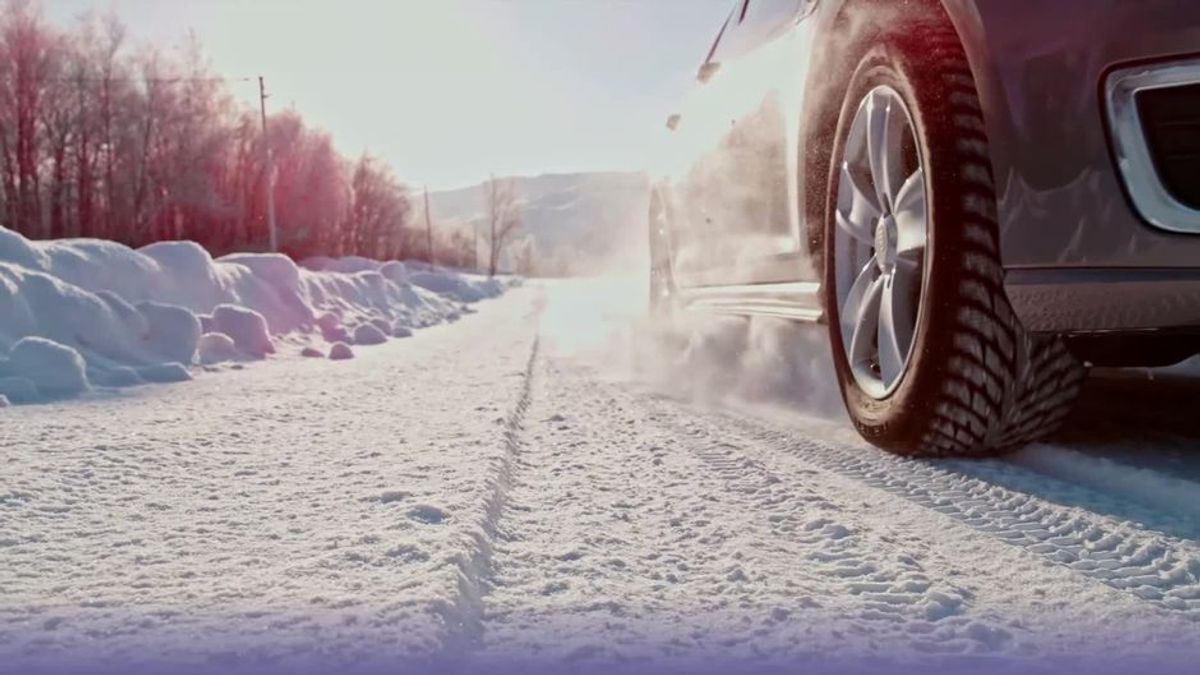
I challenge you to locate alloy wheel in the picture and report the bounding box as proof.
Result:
[833,85,929,399]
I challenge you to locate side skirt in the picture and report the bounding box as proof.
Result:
[677,281,825,323]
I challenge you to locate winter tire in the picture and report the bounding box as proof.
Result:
[823,19,1087,457]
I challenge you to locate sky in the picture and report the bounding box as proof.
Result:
[45,0,733,190]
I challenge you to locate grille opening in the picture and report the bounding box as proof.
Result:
[1136,83,1200,210]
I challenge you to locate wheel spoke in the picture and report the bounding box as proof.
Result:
[847,272,885,367]
[891,251,921,309]
[894,168,925,217]
[866,91,895,210]
[894,168,927,262]
[840,260,877,342]
[836,209,872,246]
[878,273,912,385]
[837,163,881,245]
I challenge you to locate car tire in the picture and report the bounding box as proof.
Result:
[822,18,1087,456]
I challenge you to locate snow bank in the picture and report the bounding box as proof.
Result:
[409,269,506,303]
[198,332,239,365]
[353,323,388,346]
[329,342,355,360]
[138,301,201,365]
[0,226,517,404]
[0,337,89,399]
[212,304,275,357]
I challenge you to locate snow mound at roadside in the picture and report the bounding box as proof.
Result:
[408,270,506,303]
[329,342,354,360]
[212,304,275,357]
[138,301,201,365]
[0,337,89,399]
[0,226,517,404]
[353,323,388,346]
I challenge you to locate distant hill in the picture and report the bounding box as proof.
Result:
[427,171,650,275]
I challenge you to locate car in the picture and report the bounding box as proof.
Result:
[648,0,1200,456]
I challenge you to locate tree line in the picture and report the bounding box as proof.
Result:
[0,0,484,266]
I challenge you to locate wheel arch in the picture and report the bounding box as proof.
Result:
[801,0,999,277]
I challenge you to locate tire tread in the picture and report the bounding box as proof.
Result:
[893,22,1086,456]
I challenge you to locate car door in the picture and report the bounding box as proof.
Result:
[666,0,819,288]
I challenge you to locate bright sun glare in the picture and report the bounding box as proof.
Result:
[46,0,731,189]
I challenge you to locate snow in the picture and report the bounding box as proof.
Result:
[0,375,38,403]
[352,322,388,346]
[409,269,507,303]
[329,342,355,360]
[211,304,275,357]
[0,336,89,399]
[137,301,202,365]
[1013,443,1200,524]
[135,361,192,384]
[0,225,516,404]
[3,278,1199,674]
[197,332,240,365]
[1165,354,1200,376]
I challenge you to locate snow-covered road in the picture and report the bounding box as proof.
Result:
[3,279,1200,674]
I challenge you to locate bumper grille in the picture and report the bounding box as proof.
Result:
[1137,83,1200,210]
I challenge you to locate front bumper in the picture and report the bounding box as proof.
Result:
[1005,268,1200,333]
[944,0,1200,270]
[943,0,1200,332]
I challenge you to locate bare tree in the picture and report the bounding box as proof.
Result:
[0,0,53,233]
[98,11,124,239]
[40,31,72,238]
[342,152,412,260]
[0,0,423,264]
[510,235,537,276]
[432,218,475,269]
[483,174,521,277]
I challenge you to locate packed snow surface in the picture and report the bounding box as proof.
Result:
[2,278,1200,675]
[0,226,514,403]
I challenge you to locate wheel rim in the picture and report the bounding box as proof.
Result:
[834,86,929,399]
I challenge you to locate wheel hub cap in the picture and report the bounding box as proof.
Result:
[873,215,897,272]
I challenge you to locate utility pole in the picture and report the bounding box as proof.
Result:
[424,185,433,266]
[473,180,481,272]
[259,76,278,253]
[488,175,497,277]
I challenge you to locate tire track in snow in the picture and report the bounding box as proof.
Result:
[824,447,1200,614]
[682,430,1011,656]
[439,333,540,655]
[679,404,1200,620]
[477,357,1011,662]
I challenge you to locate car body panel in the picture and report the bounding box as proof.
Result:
[658,0,1200,333]
[941,0,1200,330]
[942,0,1200,270]
[662,0,819,288]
